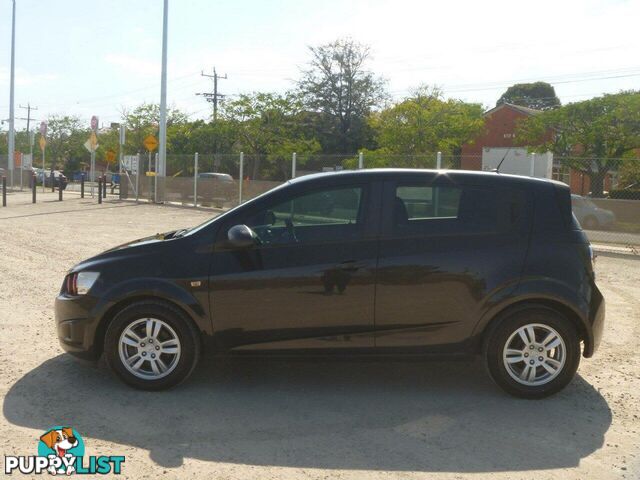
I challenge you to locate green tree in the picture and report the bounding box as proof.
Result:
[121,103,188,154]
[517,91,640,196]
[223,92,320,179]
[369,86,484,165]
[497,82,560,111]
[298,38,387,153]
[39,115,88,173]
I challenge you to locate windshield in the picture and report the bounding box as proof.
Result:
[183,181,292,237]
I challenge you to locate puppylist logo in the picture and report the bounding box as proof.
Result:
[4,426,125,475]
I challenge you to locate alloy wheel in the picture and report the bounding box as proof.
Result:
[118,318,181,380]
[502,323,566,386]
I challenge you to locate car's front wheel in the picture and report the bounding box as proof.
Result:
[104,300,200,390]
[485,307,581,398]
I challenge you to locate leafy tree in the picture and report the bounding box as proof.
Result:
[517,91,640,196]
[369,86,484,165]
[223,92,320,179]
[37,115,89,173]
[298,38,387,153]
[121,103,188,154]
[497,82,560,111]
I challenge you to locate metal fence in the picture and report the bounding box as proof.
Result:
[3,149,639,247]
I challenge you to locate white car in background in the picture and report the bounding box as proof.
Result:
[571,194,616,230]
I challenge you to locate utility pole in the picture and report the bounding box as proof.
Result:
[158,0,169,182]
[19,103,38,138]
[8,0,16,187]
[197,67,227,122]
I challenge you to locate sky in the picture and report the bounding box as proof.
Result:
[1,0,639,131]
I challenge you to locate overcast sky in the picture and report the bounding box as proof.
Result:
[1,0,639,130]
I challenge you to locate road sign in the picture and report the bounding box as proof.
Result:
[143,135,158,152]
[124,155,138,174]
[22,154,32,169]
[84,133,98,153]
[91,115,99,131]
[39,136,46,151]
[39,121,47,137]
[105,149,116,163]
[90,131,98,150]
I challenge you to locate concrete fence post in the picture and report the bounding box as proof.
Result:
[238,152,244,205]
[193,152,198,208]
[292,152,297,179]
[135,153,140,203]
[154,153,159,203]
[530,153,536,177]
[358,152,364,169]
[437,151,442,169]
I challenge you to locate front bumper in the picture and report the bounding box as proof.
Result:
[55,294,101,360]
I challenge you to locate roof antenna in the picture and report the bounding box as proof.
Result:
[493,147,511,173]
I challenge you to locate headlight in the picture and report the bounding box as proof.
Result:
[65,271,100,295]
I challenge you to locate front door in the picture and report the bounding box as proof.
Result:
[209,182,378,351]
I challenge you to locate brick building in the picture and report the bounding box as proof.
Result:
[460,103,541,170]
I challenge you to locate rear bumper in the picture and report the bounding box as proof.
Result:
[55,294,101,360]
[584,281,605,357]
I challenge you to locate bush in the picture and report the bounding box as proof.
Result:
[609,189,640,200]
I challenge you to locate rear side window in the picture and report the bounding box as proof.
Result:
[393,184,527,235]
[396,186,461,220]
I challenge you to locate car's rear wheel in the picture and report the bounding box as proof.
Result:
[104,300,200,390]
[485,307,581,398]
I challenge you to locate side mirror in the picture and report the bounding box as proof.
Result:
[227,224,257,249]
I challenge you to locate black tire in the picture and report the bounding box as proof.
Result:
[104,300,201,390]
[484,307,581,399]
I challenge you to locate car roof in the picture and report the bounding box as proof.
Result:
[287,168,566,189]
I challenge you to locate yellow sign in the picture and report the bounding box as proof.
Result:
[105,150,116,163]
[143,135,158,152]
[90,131,98,150]
[39,136,46,151]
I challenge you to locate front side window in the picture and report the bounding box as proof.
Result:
[244,186,363,245]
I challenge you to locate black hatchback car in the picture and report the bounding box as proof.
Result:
[55,169,604,398]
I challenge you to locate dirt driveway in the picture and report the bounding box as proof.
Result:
[0,194,638,479]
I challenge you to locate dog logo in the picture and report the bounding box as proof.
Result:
[4,426,124,475]
[38,427,84,475]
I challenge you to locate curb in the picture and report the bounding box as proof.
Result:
[592,243,640,260]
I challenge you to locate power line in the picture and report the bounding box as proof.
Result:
[197,67,227,122]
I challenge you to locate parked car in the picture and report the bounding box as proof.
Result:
[35,169,68,190]
[197,172,233,182]
[571,194,615,230]
[55,169,604,398]
[196,172,234,207]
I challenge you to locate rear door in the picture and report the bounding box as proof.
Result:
[375,175,531,349]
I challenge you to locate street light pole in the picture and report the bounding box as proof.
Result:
[158,0,168,182]
[8,0,16,187]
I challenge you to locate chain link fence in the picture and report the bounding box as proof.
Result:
[63,151,640,247]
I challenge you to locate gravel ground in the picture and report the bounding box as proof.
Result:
[1,192,639,480]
